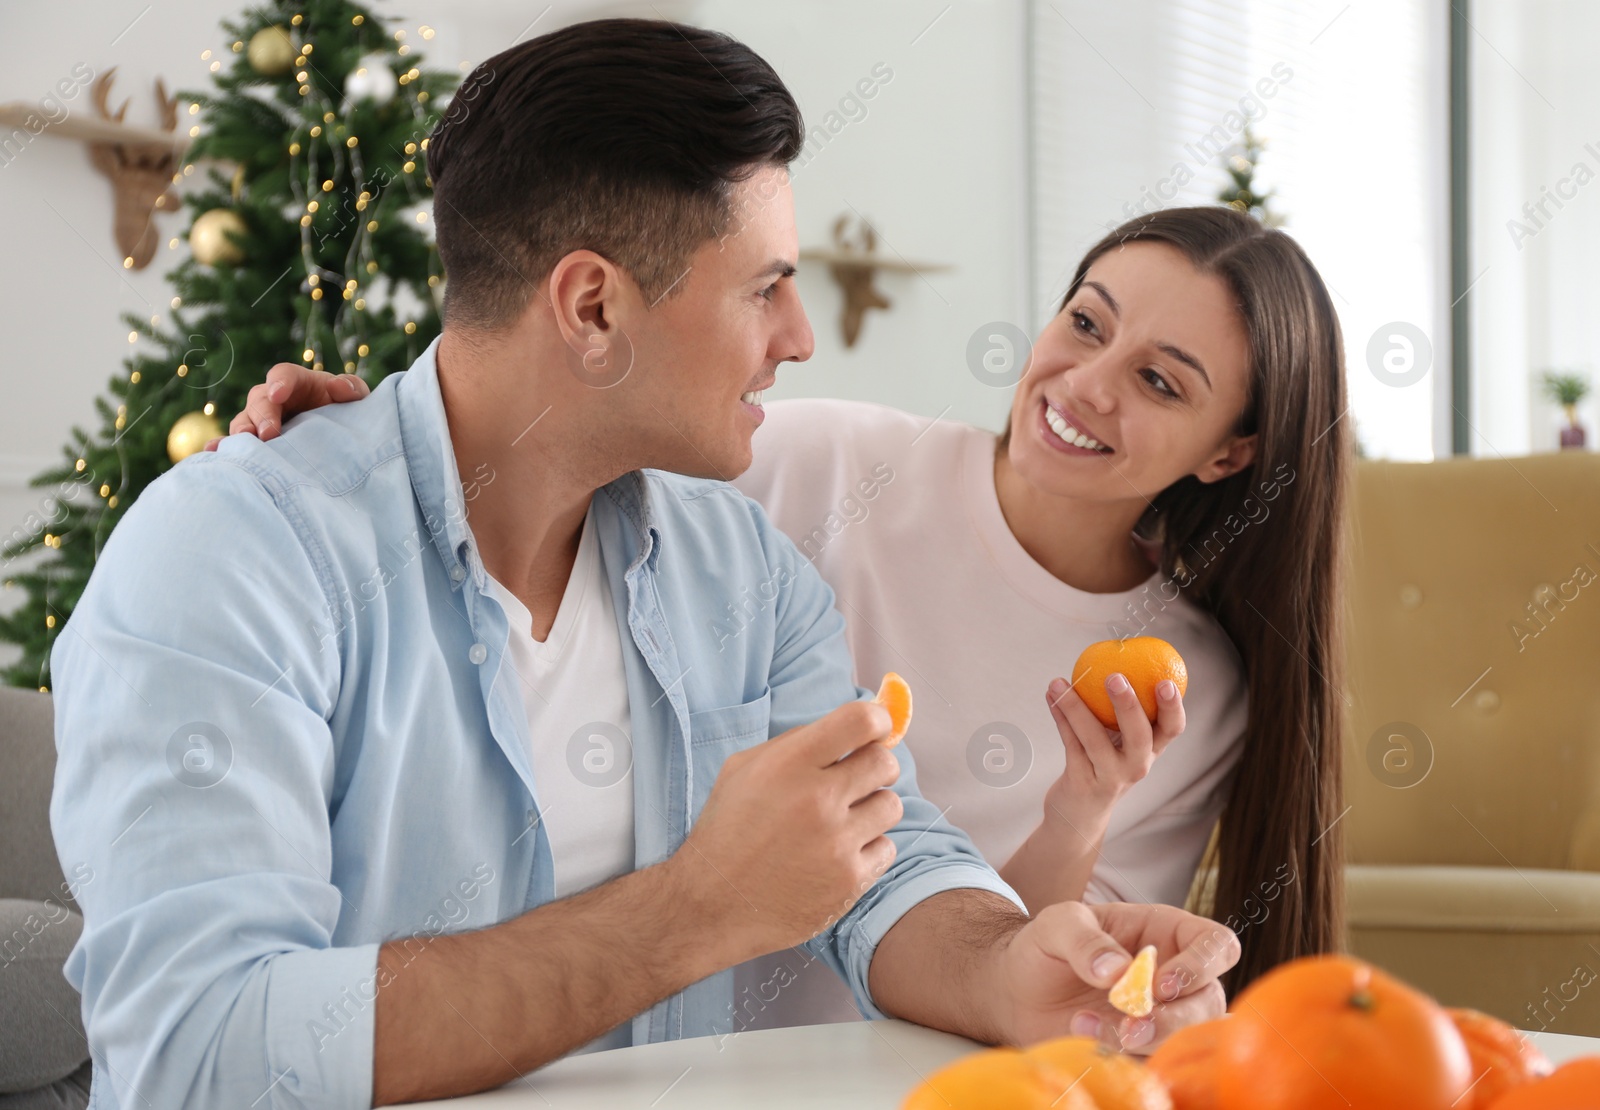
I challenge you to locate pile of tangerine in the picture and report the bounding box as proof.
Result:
[903,954,1597,1110]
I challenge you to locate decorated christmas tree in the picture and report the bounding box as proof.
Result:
[0,0,459,688]
[1218,122,1284,227]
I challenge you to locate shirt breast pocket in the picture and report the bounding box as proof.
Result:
[686,687,773,816]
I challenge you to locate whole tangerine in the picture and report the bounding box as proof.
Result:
[1071,637,1188,730]
[901,1048,1062,1110]
[1214,954,1472,1110]
[1146,1018,1228,1110]
[1446,1007,1552,1109]
[1482,1056,1600,1110]
[1024,1035,1173,1110]
[902,1038,1174,1110]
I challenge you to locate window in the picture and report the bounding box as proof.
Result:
[1466,1,1600,456]
[1030,0,1451,458]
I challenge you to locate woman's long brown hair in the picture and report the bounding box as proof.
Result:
[1034,207,1351,995]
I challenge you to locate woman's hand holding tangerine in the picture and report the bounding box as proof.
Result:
[1040,669,1185,828]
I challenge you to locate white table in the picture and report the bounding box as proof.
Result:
[408,1019,1600,1109]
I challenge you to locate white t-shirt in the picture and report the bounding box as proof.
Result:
[484,505,635,1054]
[726,398,1248,1030]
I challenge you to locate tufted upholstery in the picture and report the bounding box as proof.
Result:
[1,685,92,1099]
[0,687,74,910]
[1343,451,1600,1035]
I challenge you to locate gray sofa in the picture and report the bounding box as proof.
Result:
[0,687,91,1108]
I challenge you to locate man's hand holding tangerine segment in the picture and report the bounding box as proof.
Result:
[999,900,1239,1056]
[681,696,906,957]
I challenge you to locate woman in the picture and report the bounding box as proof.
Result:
[218,206,1350,1040]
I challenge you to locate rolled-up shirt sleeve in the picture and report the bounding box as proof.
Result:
[748,498,1027,1022]
[49,457,378,1109]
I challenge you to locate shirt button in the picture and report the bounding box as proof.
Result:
[450,565,466,583]
[468,643,488,665]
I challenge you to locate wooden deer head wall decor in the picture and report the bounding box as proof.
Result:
[799,214,952,349]
[87,68,181,270]
[824,215,890,348]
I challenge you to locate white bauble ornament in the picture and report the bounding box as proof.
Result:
[344,55,397,106]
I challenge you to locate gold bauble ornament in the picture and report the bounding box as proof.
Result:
[247,25,295,76]
[190,208,247,266]
[167,411,224,464]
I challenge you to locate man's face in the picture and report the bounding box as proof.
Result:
[613,165,814,480]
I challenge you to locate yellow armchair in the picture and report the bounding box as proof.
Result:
[1344,450,1600,1035]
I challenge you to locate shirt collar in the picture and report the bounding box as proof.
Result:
[395,333,665,589]
[395,335,477,588]
[598,470,665,577]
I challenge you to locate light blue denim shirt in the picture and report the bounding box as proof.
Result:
[49,334,1025,1109]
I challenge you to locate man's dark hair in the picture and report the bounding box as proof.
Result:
[424,18,805,331]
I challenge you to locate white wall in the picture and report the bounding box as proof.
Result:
[694,0,1031,433]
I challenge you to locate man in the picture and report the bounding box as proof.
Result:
[50,19,1236,1108]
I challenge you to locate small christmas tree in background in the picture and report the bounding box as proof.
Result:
[0,0,460,688]
[1218,122,1284,228]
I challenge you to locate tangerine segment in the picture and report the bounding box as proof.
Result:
[875,672,913,748]
[1071,637,1188,730]
[1110,945,1159,1018]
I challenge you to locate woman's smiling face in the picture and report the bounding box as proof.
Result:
[1006,240,1258,504]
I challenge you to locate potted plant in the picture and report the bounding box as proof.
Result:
[1540,370,1592,449]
